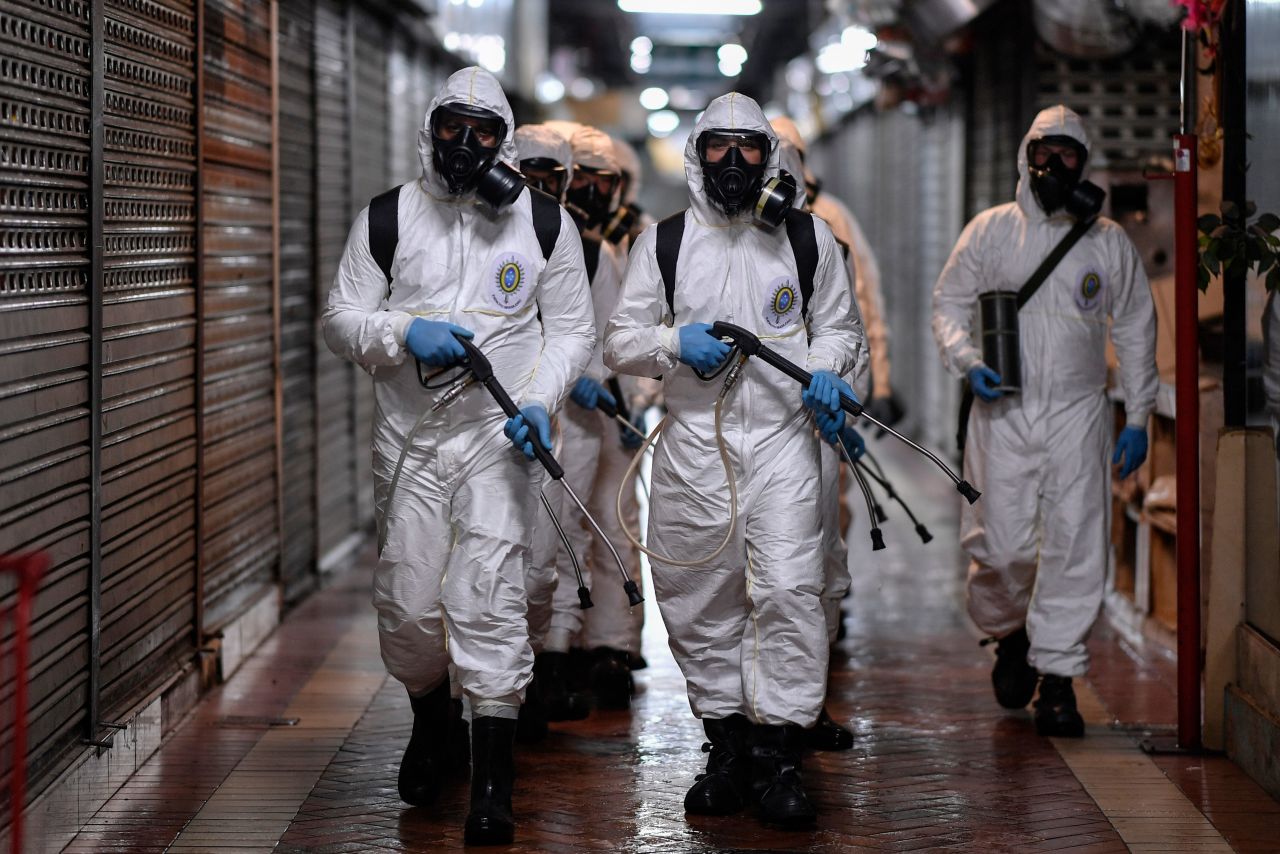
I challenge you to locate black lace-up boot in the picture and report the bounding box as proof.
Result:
[683,714,750,815]
[983,626,1039,709]
[534,652,590,721]
[804,706,854,751]
[463,716,518,845]
[1034,675,1085,738]
[398,682,451,806]
[588,647,635,710]
[750,724,817,828]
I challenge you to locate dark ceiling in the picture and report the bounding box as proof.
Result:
[546,0,823,106]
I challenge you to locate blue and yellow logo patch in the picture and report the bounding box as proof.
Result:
[488,252,534,312]
[762,276,802,329]
[1075,268,1104,311]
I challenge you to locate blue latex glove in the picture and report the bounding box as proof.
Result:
[621,411,646,450]
[569,376,616,411]
[968,364,1004,402]
[804,372,856,444]
[504,404,552,461]
[677,323,731,373]
[1112,426,1148,479]
[405,318,473,367]
[836,423,866,462]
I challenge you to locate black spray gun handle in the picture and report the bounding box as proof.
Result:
[708,321,981,506]
[455,335,564,480]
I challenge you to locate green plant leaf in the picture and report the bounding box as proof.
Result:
[1260,256,1277,274]
[1255,212,1280,233]
[1198,266,1210,292]
[1245,200,1257,218]
[1198,214,1222,233]
[1205,248,1220,274]
[1212,225,1229,239]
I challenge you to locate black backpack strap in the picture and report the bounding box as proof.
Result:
[528,187,562,262]
[582,233,602,284]
[1015,217,1096,310]
[368,185,401,294]
[784,208,818,317]
[656,210,686,319]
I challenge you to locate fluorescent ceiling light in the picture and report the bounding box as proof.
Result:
[619,0,761,15]
[639,87,670,110]
[717,43,747,65]
[630,36,653,55]
[718,60,742,77]
[815,27,876,75]
[647,110,681,136]
[630,53,652,73]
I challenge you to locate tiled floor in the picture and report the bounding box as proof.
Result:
[65,441,1280,853]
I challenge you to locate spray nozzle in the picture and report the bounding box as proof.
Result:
[915,523,934,544]
[578,586,594,610]
[870,528,886,551]
[624,579,643,608]
[957,481,982,504]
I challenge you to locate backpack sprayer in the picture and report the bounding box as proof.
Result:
[449,335,644,607]
[615,322,978,567]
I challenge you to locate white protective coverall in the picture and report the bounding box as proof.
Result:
[537,125,627,654]
[604,94,865,726]
[610,136,658,237]
[511,123,576,652]
[322,67,595,709]
[932,105,1157,677]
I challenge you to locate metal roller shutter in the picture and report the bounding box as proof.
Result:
[349,4,386,520]
[277,0,316,603]
[964,5,1034,220]
[312,0,358,566]
[0,0,93,796]
[200,0,278,629]
[97,0,198,721]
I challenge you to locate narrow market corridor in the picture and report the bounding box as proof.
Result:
[61,442,1280,853]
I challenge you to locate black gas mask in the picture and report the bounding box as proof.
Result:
[519,157,568,201]
[602,203,640,245]
[1026,135,1100,218]
[565,165,619,230]
[698,130,770,219]
[430,103,525,209]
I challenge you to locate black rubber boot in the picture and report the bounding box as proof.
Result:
[516,676,549,744]
[398,682,451,806]
[627,652,648,671]
[683,714,750,816]
[1034,675,1085,738]
[449,698,470,775]
[985,626,1039,709]
[534,652,590,721]
[463,716,518,845]
[588,647,635,710]
[804,707,854,751]
[750,724,817,828]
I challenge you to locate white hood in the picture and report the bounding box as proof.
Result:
[1016,104,1093,222]
[685,92,780,226]
[416,66,518,199]
[776,137,806,210]
[514,123,573,172]
[570,125,619,173]
[610,136,643,204]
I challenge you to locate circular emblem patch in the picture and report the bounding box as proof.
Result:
[1075,269,1104,312]
[762,276,802,329]
[488,252,534,313]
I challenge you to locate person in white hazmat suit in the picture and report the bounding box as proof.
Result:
[516,124,630,724]
[931,105,1156,738]
[602,135,656,249]
[509,123,594,731]
[605,93,865,827]
[322,68,594,845]
[772,133,866,754]
[772,117,893,680]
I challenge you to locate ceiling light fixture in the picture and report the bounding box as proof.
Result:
[618,0,761,15]
[639,87,670,110]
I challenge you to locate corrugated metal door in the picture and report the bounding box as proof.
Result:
[98,0,199,718]
[277,0,316,603]
[200,0,279,629]
[0,0,93,793]
[349,4,386,520]
[312,0,359,566]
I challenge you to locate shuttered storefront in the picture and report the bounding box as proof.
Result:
[200,0,278,629]
[0,0,93,795]
[348,4,386,523]
[98,0,199,719]
[312,0,359,566]
[277,0,316,602]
